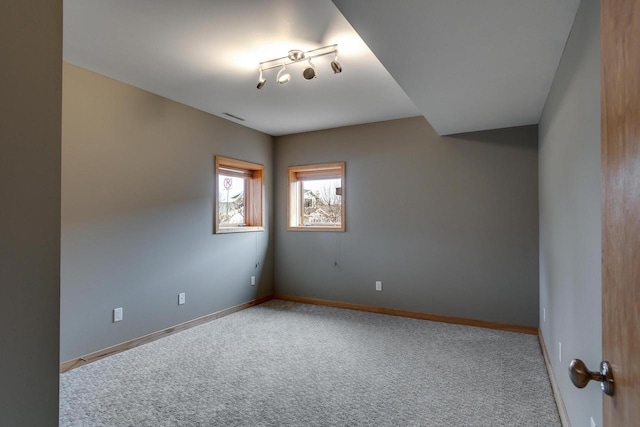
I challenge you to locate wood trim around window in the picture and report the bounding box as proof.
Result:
[214,156,264,234]
[287,162,345,232]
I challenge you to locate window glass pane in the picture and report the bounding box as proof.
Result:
[218,175,245,225]
[301,178,342,226]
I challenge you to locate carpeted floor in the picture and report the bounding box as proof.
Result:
[59,300,561,426]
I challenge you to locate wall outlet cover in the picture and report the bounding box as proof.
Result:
[375,281,382,291]
[178,293,186,305]
[113,307,123,322]
[250,276,256,286]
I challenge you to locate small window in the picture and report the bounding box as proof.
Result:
[288,162,345,231]
[215,156,264,233]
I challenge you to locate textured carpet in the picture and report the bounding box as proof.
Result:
[60,300,561,426]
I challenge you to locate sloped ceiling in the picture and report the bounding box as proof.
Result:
[332,0,581,135]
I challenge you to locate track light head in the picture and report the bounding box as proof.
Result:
[276,64,290,84]
[302,58,317,80]
[331,53,342,74]
[256,68,266,89]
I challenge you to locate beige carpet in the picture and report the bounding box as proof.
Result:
[60,300,561,426]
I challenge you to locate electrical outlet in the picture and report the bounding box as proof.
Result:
[250,276,256,286]
[590,417,597,427]
[559,342,562,363]
[178,292,186,305]
[113,307,123,323]
[375,281,382,291]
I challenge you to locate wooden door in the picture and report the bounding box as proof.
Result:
[601,0,640,425]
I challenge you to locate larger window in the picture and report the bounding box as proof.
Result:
[215,156,264,233]
[288,162,345,231]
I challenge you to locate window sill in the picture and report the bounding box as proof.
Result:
[287,226,345,232]
[216,226,264,234]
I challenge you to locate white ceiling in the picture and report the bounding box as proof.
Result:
[63,0,419,136]
[332,0,581,135]
[64,0,581,137]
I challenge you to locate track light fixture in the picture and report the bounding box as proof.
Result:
[256,44,341,89]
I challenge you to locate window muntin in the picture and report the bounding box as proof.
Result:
[288,162,345,231]
[215,156,264,233]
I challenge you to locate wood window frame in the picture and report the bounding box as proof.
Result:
[214,156,264,234]
[287,162,345,232]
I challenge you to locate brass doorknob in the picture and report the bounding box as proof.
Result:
[569,359,614,396]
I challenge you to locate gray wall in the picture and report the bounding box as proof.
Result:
[0,1,62,425]
[61,64,274,361]
[539,0,602,425]
[274,117,539,326]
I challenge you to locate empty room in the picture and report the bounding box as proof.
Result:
[3,0,638,426]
